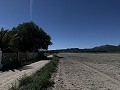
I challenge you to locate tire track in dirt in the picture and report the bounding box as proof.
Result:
[52,53,120,90]
[80,61,120,88]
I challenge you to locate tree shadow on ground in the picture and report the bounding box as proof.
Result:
[0,56,49,72]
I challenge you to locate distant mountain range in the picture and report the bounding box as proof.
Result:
[92,45,120,52]
[49,45,120,53]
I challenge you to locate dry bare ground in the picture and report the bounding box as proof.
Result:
[52,53,120,90]
[0,60,50,90]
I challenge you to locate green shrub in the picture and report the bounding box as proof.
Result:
[18,75,33,87]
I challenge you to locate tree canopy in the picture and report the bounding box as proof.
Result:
[0,28,18,51]
[0,21,52,52]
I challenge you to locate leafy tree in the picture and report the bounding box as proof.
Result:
[12,21,52,51]
[0,28,18,51]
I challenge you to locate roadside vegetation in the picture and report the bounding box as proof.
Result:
[0,21,52,70]
[0,21,52,52]
[9,55,59,90]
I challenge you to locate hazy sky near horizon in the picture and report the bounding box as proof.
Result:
[0,0,120,50]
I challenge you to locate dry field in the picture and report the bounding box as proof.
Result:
[52,53,120,90]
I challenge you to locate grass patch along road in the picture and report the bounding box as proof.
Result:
[9,56,59,90]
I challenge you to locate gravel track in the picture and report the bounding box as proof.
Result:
[0,60,50,90]
[52,53,120,90]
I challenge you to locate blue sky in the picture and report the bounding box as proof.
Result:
[0,0,120,50]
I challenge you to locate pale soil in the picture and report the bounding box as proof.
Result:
[52,53,120,90]
[0,60,50,90]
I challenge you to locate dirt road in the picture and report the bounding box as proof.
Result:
[52,53,120,90]
[0,60,50,90]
